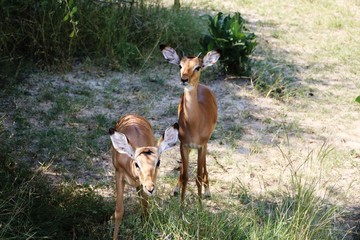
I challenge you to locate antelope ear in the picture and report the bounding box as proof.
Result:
[202,50,220,69]
[109,129,135,158]
[158,125,179,154]
[160,45,181,65]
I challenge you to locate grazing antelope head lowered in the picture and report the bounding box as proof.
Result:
[109,114,178,240]
[160,45,220,205]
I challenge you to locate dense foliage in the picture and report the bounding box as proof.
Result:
[0,0,204,81]
[200,12,257,76]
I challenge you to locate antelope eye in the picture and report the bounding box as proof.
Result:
[156,160,160,167]
[195,66,201,71]
[135,162,140,169]
[179,65,182,69]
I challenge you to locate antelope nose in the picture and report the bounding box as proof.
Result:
[146,184,155,194]
[181,78,188,85]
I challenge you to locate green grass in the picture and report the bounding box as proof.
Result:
[0,113,346,239]
[1,0,359,239]
[111,175,339,239]
[0,0,206,80]
[0,158,113,240]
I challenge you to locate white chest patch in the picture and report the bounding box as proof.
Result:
[184,85,194,92]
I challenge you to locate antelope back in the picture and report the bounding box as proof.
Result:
[114,114,155,148]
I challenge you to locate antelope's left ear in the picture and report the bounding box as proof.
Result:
[202,50,220,69]
[158,124,179,154]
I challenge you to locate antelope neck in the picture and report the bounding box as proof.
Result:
[183,83,200,120]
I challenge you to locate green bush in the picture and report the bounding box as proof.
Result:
[0,0,205,80]
[200,12,257,76]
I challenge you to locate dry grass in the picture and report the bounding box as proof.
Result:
[1,0,359,239]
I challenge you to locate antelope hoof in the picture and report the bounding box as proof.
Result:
[173,185,180,196]
[204,189,211,199]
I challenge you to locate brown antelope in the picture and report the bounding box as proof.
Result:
[160,45,220,204]
[109,114,178,240]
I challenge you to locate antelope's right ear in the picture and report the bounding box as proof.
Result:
[109,128,135,158]
[160,45,180,65]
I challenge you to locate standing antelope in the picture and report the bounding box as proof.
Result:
[160,45,220,204]
[109,114,178,240]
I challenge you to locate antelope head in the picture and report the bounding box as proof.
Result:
[109,124,178,196]
[160,45,220,88]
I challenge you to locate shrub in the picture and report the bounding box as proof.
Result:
[200,12,257,76]
[0,0,205,80]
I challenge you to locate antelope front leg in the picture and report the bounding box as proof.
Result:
[197,144,210,201]
[179,143,190,204]
[113,170,125,240]
[203,162,211,198]
[202,144,211,198]
[196,147,204,203]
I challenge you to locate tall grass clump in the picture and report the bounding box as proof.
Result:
[0,117,112,239]
[111,179,339,239]
[116,197,252,239]
[0,158,113,239]
[0,0,205,82]
[254,144,341,239]
[255,179,338,239]
[115,145,342,239]
[251,43,300,98]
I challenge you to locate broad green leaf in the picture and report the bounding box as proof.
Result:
[70,6,77,17]
[199,11,257,75]
[214,38,229,43]
[70,30,75,38]
[233,42,245,46]
[213,13,220,28]
[63,13,69,21]
[356,96,360,103]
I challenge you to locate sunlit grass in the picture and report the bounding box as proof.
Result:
[1,0,359,239]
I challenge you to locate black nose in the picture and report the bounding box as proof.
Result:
[147,186,155,194]
[181,79,188,85]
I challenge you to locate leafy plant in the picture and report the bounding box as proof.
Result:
[0,0,205,78]
[200,12,257,75]
[62,0,78,38]
[356,96,360,104]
